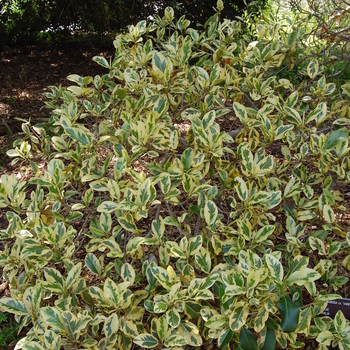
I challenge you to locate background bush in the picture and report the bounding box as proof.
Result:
[0,0,265,49]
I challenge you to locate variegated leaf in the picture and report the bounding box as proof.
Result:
[104,278,120,306]
[120,318,139,338]
[205,314,227,329]
[254,225,275,243]
[189,235,202,255]
[133,333,158,348]
[66,263,82,290]
[121,263,135,285]
[166,309,181,328]
[265,254,283,281]
[157,316,168,340]
[334,310,347,334]
[286,268,321,286]
[85,253,102,276]
[104,313,119,338]
[307,59,319,79]
[218,327,234,348]
[229,306,248,332]
[97,201,119,213]
[204,200,218,227]
[0,298,28,316]
[316,331,333,346]
[195,247,212,273]
[40,307,65,332]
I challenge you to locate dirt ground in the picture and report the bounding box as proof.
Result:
[0,40,115,166]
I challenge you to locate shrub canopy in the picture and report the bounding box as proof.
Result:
[0,1,350,349]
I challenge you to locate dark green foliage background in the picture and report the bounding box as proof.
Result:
[0,0,265,49]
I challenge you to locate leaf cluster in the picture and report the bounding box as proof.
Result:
[1,1,350,349]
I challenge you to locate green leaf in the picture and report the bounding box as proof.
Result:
[239,327,258,350]
[277,295,300,333]
[0,298,28,315]
[116,88,127,99]
[184,301,201,318]
[85,253,102,276]
[261,327,276,350]
[133,333,158,348]
[286,31,298,47]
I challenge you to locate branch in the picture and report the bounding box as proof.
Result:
[327,60,350,79]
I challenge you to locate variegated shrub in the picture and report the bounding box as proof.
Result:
[1,1,350,349]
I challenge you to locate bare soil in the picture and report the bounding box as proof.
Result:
[0,40,115,165]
